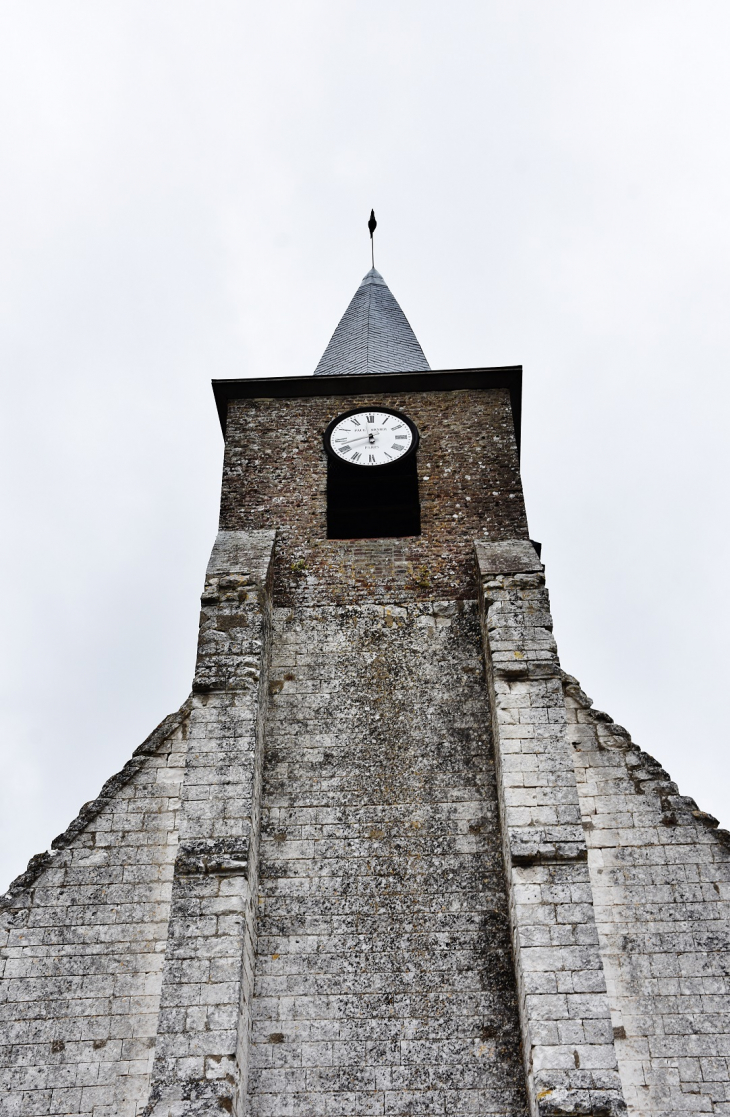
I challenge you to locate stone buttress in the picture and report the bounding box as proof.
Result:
[475,541,624,1116]
[143,529,276,1116]
[4,522,730,1115]
[0,530,277,1117]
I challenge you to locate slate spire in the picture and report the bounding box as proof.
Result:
[314,267,430,377]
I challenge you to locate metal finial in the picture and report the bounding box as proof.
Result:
[368,209,377,268]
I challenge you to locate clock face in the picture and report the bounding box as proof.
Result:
[325,408,418,467]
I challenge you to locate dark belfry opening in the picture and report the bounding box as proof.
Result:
[327,455,421,539]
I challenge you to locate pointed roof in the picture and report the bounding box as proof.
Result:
[314,268,430,377]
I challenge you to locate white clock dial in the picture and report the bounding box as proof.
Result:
[329,410,415,466]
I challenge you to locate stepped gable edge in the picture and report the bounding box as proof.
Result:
[0,697,192,913]
[562,673,730,845]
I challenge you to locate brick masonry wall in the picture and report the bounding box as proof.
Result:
[219,388,529,607]
[565,677,730,1116]
[0,707,191,1117]
[248,600,529,1117]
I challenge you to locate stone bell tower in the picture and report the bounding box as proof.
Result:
[3,253,730,1117]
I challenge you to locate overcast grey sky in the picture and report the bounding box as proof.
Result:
[1,1,729,891]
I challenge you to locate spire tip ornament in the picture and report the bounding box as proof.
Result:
[368,209,377,268]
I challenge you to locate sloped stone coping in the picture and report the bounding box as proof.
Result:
[561,671,730,844]
[0,697,192,912]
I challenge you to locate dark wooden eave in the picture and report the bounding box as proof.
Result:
[212,365,523,457]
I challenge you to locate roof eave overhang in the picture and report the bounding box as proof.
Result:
[211,365,523,457]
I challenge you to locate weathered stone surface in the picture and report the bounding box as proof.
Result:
[0,705,191,1116]
[474,539,542,578]
[476,543,627,1117]
[249,600,529,1117]
[144,530,275,1117]
[219,387,529,606]
[566,675,730,1116]
[3,364,729,1117]
[174,838,249,878]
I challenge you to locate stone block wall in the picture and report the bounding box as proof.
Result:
[4,363,730,1117]
[248,599,528,1117]
[0,704,191,1117]
[0,529,277,1117]
[566,677,730,1115]
[144,530,275,1117]
[475,540,626,1117]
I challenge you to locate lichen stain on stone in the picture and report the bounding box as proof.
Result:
[251,600,529,1115]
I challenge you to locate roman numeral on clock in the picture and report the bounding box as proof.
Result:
[366,414,374,423]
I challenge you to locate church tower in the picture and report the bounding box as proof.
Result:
[3,244,730,1117]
